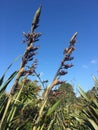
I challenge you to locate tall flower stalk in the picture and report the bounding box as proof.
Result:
[33,32,78,130]
[0,6,42,129]
[10,5,42,95]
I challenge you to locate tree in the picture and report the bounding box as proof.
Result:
[48,82,76,105]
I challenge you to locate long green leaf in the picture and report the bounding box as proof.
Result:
[78,85,89,102]
[87,118,98,130]
[93,76,98,87]
[0,71,18,93]
[0,64,13,87]
[0,56,20,87]
[6,84,24,128]
[46,100,61,116]
[0,75,5,86]
[91,106,98,118]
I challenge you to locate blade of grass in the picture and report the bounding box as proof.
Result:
[46,100,61,116]
[78,85,89,102]
[0,71,18,93]
[6,84,24,130]
[87,118,98,130]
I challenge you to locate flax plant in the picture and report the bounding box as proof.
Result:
[0,5,42,129]
[32,32,78,130]
[0,5,79,130]
[0,4,97,128]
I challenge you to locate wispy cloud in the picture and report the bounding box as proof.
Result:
[90,59,97,64]
[40,72,45,77]
[82,59,97,69]
[82,65,88,69]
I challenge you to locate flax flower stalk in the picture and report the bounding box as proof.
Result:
[10,5,42,96]
[33,32,78,130]
[0,6,42,129]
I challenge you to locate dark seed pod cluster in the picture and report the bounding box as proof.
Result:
[51,32,78,88]
[59,32,77,77]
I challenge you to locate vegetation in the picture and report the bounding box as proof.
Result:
[0,5,98,130]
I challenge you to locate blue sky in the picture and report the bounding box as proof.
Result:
[0,0,98,93]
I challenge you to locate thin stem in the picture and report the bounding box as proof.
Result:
[34,70,45,89]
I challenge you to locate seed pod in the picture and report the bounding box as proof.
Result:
[58,70,68,76]
[31,5,42,32]
[70,32,78,45]
[63,64,74,69]
[52,79,65,87]
[64,56,74,61]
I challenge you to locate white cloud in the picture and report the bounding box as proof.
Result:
[40,72,45,77]
[82,65,88,69]
[90,59,97,64]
